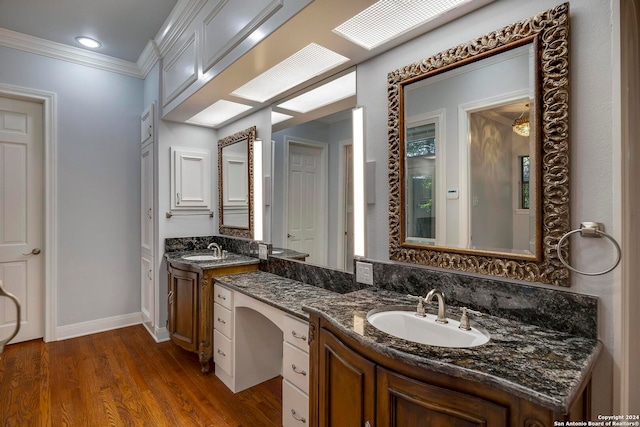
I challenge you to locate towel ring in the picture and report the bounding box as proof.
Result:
[557,222,622,276]
[0,280,21,357]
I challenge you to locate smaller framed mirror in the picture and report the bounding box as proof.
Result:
[218,126,256,238]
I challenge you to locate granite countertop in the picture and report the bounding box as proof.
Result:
[270,248,309,259]
[302,288,602,414]
[213,270,339,320]
[164,250,259,271]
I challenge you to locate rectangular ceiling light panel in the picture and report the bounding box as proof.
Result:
[271,111,294,125]
[231,43,349,103]
[187,100,253,127]
[334,0,472,50]
[277,71,356,113]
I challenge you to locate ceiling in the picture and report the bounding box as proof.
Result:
[0,0,177,62]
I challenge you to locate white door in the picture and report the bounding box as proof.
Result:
[287,143,326,265]
[0,96,44,343]
[140,143,154,326]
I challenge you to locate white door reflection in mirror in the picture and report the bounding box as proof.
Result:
[287,142,326,265]
[272,109,354,271]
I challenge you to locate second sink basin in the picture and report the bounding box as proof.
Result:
[182,255,220,261]
[367,309,490,348]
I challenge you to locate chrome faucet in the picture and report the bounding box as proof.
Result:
[207,242,222,258]
[424,289,448,324]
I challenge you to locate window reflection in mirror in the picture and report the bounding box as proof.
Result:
[405,120,438,245]
[271,109,354,271]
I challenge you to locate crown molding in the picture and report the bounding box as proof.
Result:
[137,39,162,78]
[154,0,208,58]
[0,27,143,78]
[0,0,212,80]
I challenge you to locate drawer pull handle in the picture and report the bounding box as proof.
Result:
[291,364,307,376]
[291,409,306,423]
[217,349,226,357]
[217,294,226,300]
[217,317,226,324]
[291,330,306,341]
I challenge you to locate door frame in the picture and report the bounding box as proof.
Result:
[0,83,57,343]
[613,0,640,413]
[337,139,352,270]
[283,136,328,265]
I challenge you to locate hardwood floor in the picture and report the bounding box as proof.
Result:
[0,325,282,426]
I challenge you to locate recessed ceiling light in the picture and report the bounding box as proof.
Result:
[231,43,349,103]
[334,0,472,50]
[277,72,356,113]
[186,100,253,127]
[271,111,293,125]
[75,36,102,49]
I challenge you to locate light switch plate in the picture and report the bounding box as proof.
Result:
[355,261,374,286]
[258,244,268,260]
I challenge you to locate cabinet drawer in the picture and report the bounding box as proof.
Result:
[214,283,233,310]
[283,379,309,427]
[283,315,309,351]
[214,302,233,339]
[213,330,233,377]
[283,342,309,394]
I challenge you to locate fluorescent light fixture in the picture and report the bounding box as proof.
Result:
[231,43,349,103]
[353,107,366,257]
[253,139,264,241]
[334,0,471,50]
[76,36,101,48]
[277,72,356,113]
[186,100,252,127]
[271,111,293,125]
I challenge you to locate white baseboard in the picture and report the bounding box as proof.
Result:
[142,322,171,343]
[56,312,143,341]
[154,326,171,342]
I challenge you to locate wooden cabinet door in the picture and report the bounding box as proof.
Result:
[376,367,508,427]
[168,268,199,352]
[318,329,375,427]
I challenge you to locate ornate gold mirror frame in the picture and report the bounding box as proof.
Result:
[388,3,570,286]
[218,126,255,239]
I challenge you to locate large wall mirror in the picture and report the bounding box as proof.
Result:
[218,126,255,238]
[388,3,570,286]
[270,70,356,272]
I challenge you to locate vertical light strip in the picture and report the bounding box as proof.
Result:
[253,139,264,241]
[353,107,366,257]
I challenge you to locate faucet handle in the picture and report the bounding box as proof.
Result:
[459,307,483,331]
[407,295,426,317]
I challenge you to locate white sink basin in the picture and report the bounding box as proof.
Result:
[367,310,490,348]
[181,255,220,261]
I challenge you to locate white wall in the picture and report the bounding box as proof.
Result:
[0,45,143,327]
[357,0,616,416]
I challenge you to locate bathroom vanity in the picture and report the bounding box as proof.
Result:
[164,251,259,372]
[304,289,601,427]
